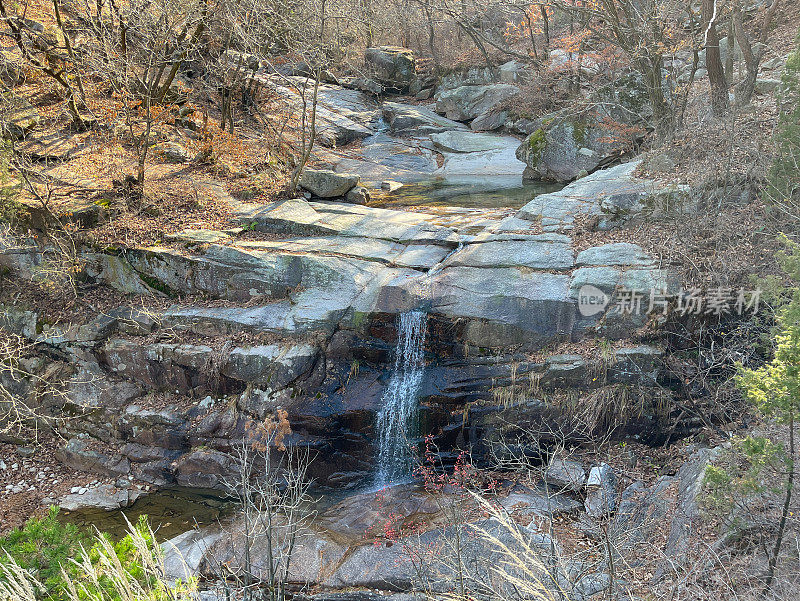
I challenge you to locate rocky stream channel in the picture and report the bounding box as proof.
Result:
[1,59,716,600]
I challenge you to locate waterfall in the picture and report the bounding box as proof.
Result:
[375,310,428,486]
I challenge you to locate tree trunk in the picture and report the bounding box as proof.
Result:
[703,0,729,117]
[540,4,550,45]
[724,14,735,82]
[639,55,673,143]
[734,0,781,107]
[290,75,320,196]
[734,11,758,107]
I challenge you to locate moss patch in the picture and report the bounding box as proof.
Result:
[571,120,589,146]
[350,310,370,331]
[138,273,176,297]
[527,128,547,165]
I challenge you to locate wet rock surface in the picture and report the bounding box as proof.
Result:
[157,444,716,599]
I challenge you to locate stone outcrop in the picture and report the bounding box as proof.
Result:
[585,463,619,518]
[434,84,520,122]
[153,446,717,599]
[429,130,512,153]
[545,457,587,492]
[59,483,142,511]
[2,95,40,139]
[516,161,657,231]
[365,47,416,90]
[438,61,530,90]
[1,136,683,491]
[266,80,380,147]
[432,132,527,177]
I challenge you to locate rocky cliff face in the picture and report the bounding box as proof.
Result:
[1,160,686,491]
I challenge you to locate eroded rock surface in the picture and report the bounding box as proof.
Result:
[0,71,683,499]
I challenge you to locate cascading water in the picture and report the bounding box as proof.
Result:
[374,310,428,486]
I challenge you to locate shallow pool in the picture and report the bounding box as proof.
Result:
[377,176,562,209]
[58,487,236,539]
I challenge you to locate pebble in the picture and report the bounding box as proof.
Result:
[70,486,81,494]
[78,487,87,495]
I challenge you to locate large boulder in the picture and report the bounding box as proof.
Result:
[427,267,575,348]
[499,60,528,84]
[382,102,465,134]
[470,109,509,132]
[365,46,416,90]
[59,484,142,512]
[439,66,499,90]
[173,449,237,489]
[300,169,360,198]
[152,141,190,163]
[433,134,527,176]
[515,114,621,182]
[55,438,130,477]
[593,71,658,125]
[267,81,376,147]
[163,530,225,582]
[545,457,587,492]
[434,84,519,122]
[499,484,583,517]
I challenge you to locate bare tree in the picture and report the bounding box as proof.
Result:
[75,0,208,184]
[0,0,89,126]
[211,410,316,601]
[732,0,782,107]
[550,0,685,141]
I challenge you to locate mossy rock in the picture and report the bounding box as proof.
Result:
[518,127,547,167]
[515,113,618,182]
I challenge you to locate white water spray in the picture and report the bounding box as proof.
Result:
[375,310,428,485]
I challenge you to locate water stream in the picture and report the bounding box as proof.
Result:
[374,310,429,486]
[378,176,563,209]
